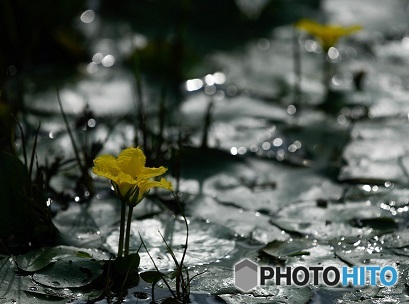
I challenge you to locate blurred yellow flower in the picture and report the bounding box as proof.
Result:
[296,19,362,51]
[92,147,172,205]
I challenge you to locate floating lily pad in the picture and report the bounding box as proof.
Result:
[32,257,103,288]
[23,284,102,302]
[270,200,394,240]
[382,231,409,249]
[16,245,110,272]
[261,239,312,259]
[0,257,66,304]
[219,286,313,304]
[186,194,289,243]
[338,263,409,303]
[106,216,236,269]
[348,217,397,231]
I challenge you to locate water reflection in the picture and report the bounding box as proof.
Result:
[328,47,339,60]
[80,10,96,23]
[101,55,115,67]
[92,53,104,64]
[305,39,318,53]
[257,38,270,51]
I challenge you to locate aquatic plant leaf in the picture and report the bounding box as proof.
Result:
[219,286,313,304]
[339,264,409,303]
[382,231,409,249]
[16,245,110,272]
[140,270,162,284]
[0,257,66,304]
[53,198,119,248]
[261,239,312,259]
[162,298,181,304]
[23,285,102,302]
[270,200,394,240]
[106,217,236,269]
[348,217,397,231]
[332,238,400,267]
[32,257,103,288]
[190,264,312,304]
[189,266,236,295]
[114,252,140,275]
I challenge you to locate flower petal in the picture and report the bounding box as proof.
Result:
[117,182,136,200]
[137,178,173,202]
[140,166,168,179]
[117,147,146,177]
[296,19,361,50]
[92,155,120,183]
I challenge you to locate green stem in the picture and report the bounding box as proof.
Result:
[124,205,134,256]
[293,26,302,105]
[323,51,331,96]
[201,99,213,149]
[118,200,127,257]
[172,191,189,300]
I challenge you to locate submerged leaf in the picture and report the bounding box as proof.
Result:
[348,217,397,231]
[24,285,102,302]
[260,239,312,259]
[16,246,110,272]
[32,257,103,288]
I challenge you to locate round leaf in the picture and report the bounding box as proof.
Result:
[33,257,103,288]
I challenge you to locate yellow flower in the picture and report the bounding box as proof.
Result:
[92,147,172,205]
[296,19,362,51]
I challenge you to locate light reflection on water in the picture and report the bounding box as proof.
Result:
[80,10,95,23]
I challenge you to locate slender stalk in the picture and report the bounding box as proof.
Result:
[201,99,213,149]
[57,90,84,173]
[139,233,177,299]
[132,52,148,153]
[13,117,27,168]
[57,89,95,197]
[117,199,127,257]
[293,26,302,105]
[157,85,166,157]
[172,191,189,300]
[124,205,134,256]
[323,51,331,96]
[28,123,41,181]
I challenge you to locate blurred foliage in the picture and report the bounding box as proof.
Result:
[0,0,88,85]
[0,152,57,254]
[101,0,321,52]
[105,0,322,89]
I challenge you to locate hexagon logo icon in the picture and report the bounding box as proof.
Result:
[234,259,258,292]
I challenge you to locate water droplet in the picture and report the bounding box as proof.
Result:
[287,104,296,115]
[213,72,226,84]
[257,38,270,51]
[102,55,115,67]
[92,53,103,64]
[273,138,283,147]
[87,118,96,128]
[86,62,98,74]
[28,286,38,292]
[80,10,95,23]
[205,74,215,85]
[186,78,203,91]
[204,85,216,95]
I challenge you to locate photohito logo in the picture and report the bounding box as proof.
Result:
[234,259,398,292]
